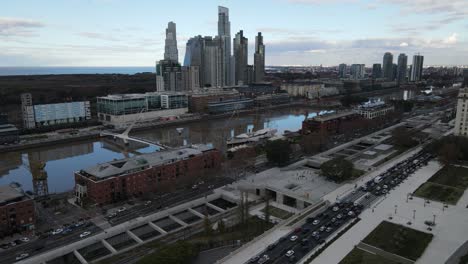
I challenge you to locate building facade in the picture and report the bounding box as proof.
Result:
[454,88,468,136]
[338,64,347,78]
[350,64,365,80]
[355,100,394,119]
[372,64,382,79]
[164,22,178,62]
[302,111,361,135]
[74,145,222,206]
[156,60,183,92]
[254,32,265,83]
[0,185,35,237]
[397,53,408,85]
[218,6,232,86]
[410,54,424,82]
[188,89,241,113]
[382,52,394,81]
[234,30,248,85]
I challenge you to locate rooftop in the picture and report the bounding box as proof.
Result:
[309,110,357,122]
[0,185,25,204]
[79,144,214,179]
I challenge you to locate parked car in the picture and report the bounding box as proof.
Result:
[312,219,320,225]
[285,250,295,257]
[80,231,91,238]
[290,235,298,241]
[117,207,126,213]
[52,228,63,235]
[16,253,29,261]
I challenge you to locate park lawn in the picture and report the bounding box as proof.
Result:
[414,182,464,205]
[362,221,433,261]
[339,248,401,264]
[428,165,468,189]
[261,205,294,220]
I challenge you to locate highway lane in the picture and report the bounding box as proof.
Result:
[248,150,434,264]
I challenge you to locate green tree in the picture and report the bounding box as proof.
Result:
[392,126,417,149]
[264,196,271,224]
[320,158,354,182]
[203,216,212,237]
[265,139,291,166]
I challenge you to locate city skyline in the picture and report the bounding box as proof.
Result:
[1,0,467,67]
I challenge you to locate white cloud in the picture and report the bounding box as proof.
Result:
[306,49,326,53]
[399,42,409,47]
[443,33,458,45]
[0,17,44,37]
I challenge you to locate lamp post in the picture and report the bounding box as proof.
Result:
[394,205,398,215]
[413,209,416,220]
[433,214,436,225]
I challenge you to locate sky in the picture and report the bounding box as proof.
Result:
[1,0,467,67]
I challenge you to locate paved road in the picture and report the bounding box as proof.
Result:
[248,150,434,264]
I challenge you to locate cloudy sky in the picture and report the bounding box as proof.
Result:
[1,0,467,67]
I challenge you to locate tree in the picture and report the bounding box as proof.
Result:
[438,143,460,166]
[392,126,417,149]
[265,139,291,166]
[320,158,354,182]
[217,219,225,234]
[264,196,271,224]
[203,216,212,237]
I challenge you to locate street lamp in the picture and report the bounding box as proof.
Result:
[412,209,416,220]
[433,214,436,225]
[394,205,398,214]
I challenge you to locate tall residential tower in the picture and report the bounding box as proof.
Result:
[234,30,248,85]
[382,52,394,81]
[218,6,231,86]
[254,32,265,83]
[396,53,408,85]
[410,54,424,82]
[164,22,178,62]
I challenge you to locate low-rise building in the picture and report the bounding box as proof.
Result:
[97,92,188,128]
[74,144,221,206]
[0,124,19,144]
[281,81,339,99]
[254,93,290,106]
[207,98,254,114]
[302,111,361,135]
[188,89,241,113]
[355,100,394,119]
[0,185,35,237]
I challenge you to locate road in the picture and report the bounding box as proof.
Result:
[249,149,434,264]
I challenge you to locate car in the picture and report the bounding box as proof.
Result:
[312,231,319,237]
[62,228,73,235]
[9,241,16,247]
[107,213,117,219]
[249,256,260,263]
[285,250,295,257]
[364,193,371,199]
[52,228,63,235]
[290,235,298,241]
[117,207,126,213]
[301,238,309,245]
[198,180,205,185]
[16,253,29,261]
[337,214,342,219]
[144,201,152,206]
[257,255,269,264]
[192,184,198,190]
[312,219,320,225]
[1,244,9,250]
[332,206,339,212]
[267,242,278,250]
[376,186,381,191]
[348,211,355,216]
[351,190,357,194]
[319,226,326,232]
[80,231,91,238]
[382,189,388,194]
[207,185,215,189]
[331,217,336,223]
[326,227,333,232]
[383,185,388,189]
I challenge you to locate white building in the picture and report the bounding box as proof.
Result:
[355,100,394,119]
[281,82,339,99]
[454,88,468,136]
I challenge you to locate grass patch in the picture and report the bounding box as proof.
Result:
[362,221,433,261]
[459,252,468,264]
[260,206,294,220]
[137,241,198,264]
[339,248,400,264]
[428,166,468,189]
[414,182,464,205]
[372,149,405,167]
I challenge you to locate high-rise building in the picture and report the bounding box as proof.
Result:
[203,36,223,87]
[21,93,35,129]
[463,69,468,86]
[246,65,255,85]
[392,63,398,81]
[382,52,394,81]
[454,88,468,136]
[164,22,178,63]
[338,64,347,78]
[372,63,382,79]
[254,32,265,83]
[234,30,248,85]
[184,35,204,85]
[410,54,424,82]
[218,6,231,86]
[181,66,200,91]
[397,53,408,85]
[350,64,365,80]
[156,60,183,91]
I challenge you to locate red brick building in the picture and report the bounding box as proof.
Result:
[188,89,241,113]
[75,144,222,206]
[0,185,35,238]
[302,111,362,135]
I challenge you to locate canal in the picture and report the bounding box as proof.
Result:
[0,106,329,194]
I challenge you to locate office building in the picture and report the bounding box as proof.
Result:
[164,22,178,62]
[382,52,394,81]
[203,36,224,87]
[372,64,382,79]
[207,98,254,114]
[254,32,265,83]
[156,60,183,92]
[184,36,205,86]
[397,53,408,84]
[234,30,248,85]
[181,66,200,91]
[74,145,221,206]
[188,88,241,113]
[338,64,347,78]
[454,88,468,136]
[350,64,365,80]
[21,93,35,129]
[97,92,188,128]
[218,6,231,86]
[0,185,35,237]
[393,63,398,81]
[245,65,255,85]
[410,54,424,82]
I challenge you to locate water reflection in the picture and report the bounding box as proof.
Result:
[0,107,326,193]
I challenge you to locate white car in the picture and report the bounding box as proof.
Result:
[332,206,339,212]
[144,201,152,206]
[52,228,63,235]
[80,231,91,238]
[348,211,355,216]
[117,207,126,213]
[312,219,320,225]
[19,237,29,243]
[319,226,326,232]
[337,214,342,219]
[290,235,298,241]
[285,250,295,257]
[16,253,29,261]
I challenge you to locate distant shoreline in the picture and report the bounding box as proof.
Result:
[0,66,155,76]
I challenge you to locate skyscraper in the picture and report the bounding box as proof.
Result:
[410,54,424,82]
[350,64,365,80]
[254,32,265,83]
[164,22,178,62]
[382,52,394,81]
[372,63,382,79]
[218,6,231,86]
[397,53,408,85]
[234,30,248,85]
[184,36,204,86]
[156,60,182,91]
[338,64,347,78]
[203,36,223,87]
